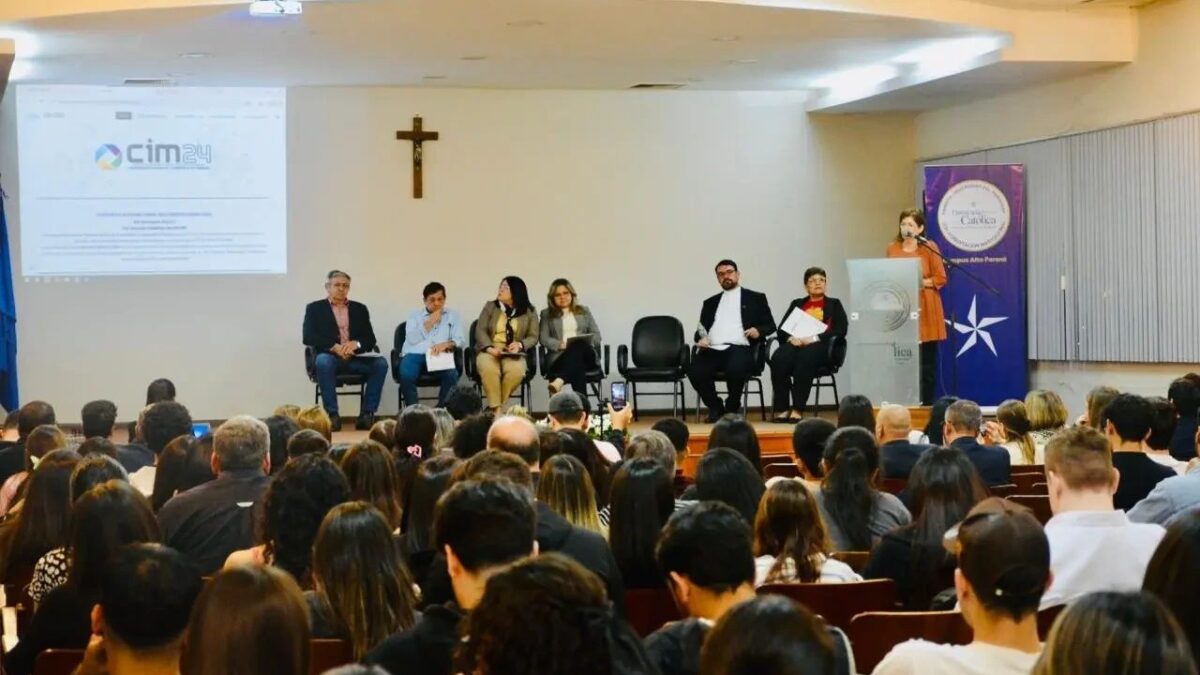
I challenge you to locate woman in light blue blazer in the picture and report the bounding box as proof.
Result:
[539,278,602,398]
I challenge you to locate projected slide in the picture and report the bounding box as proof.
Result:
[16,85,287,277]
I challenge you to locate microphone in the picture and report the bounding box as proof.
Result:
[915,234,930,243]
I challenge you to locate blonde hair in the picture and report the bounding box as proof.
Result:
[536,455,603,536]
[296,405,333,441]
[1044,426,1114,491]
[368,419,396,449]
[545,278,581,319]
[272,404,301,421]
[996,399,1037,465]
[1026,390,1069,432]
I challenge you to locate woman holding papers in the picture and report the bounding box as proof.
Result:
[540,278,602,399]
[769,267,848,424]
[886,208,947,405]
[474,276,539,411]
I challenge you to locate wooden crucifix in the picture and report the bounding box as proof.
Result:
[395,115,440,199]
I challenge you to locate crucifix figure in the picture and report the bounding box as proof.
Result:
[395,115,440,199]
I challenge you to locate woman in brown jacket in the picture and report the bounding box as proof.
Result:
[886,208,947,405]
[474,276,539,410]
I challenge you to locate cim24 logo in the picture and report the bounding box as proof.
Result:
[95,140,213,170]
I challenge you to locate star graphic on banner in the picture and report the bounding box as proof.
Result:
[946,295,1008,358]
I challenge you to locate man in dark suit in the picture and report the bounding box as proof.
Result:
[302,269,388,431]
[688,260,776,423]
[944,399,1011,487]
[877,404,931,479]
[0,400,55,484]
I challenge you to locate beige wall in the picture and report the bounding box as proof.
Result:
[0,87,915,420]
[916,0,1200,158]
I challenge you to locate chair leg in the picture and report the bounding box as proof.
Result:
[831,375,839,407]
[314,386,319,405]
[812,377,821,412]
[631,382,640,421]
[756,379,766,421]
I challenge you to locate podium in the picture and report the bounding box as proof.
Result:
[846,258,921,406]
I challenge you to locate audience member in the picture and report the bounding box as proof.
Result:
[150,434,214,512]
[443,383,484,421]
[546,391,629,462]
[873,498,1050,675]
[922,396,958,445]
[365,418,396,449]
[1143,511,1200,662]
[789,417,836,487]
[181,564,310,675]
[158,416,272,575]
[652,418,691,460]
[485,414,541,471]
[308,502,418,657]
[864,446,987,609]
[460,553,654,675]
[538,427,564,464]
[708,414,763,476]
[700,595,837,675]
[430,408,455,453]
[0,400,56,484]
[603,430,692,526]
[4,481,159,675]
[366,478,537,675]
[537,454,604,535]
[818,427,910,551]
[131,401,193,496]
[76,437,118,460]
[1026,390,1069,454]
[341,440,403,530]
[943,399,1010,487]
[609,457,674,588]
[1032,591,1196,675]
[296,404,334,441]
[398,453,461,585]
[82,399,154,473]
[876,404,931,480]
[1041,427,1165,608]
[0,424,67,513]
[753,480,859,585]
[286,428,330,459]
[72,544,203,675]
[273,403,301,420]
[1147,396,1189,473]
[694,447,765,527]
[449,411,493,459]
[1168,376,1200,461]
[1081,385,1120,430]
[992,399,1040,466]
[70,455,128,501]
[1105,393,1174,511]
[226,453,349,587]
[263,414,301,475]
[0,452,78,584]
[395,405,439,494]
[557,428,612,508]
[1130,423,1200,525]
[837,394,876,430]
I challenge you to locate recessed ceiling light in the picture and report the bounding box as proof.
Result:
[422,75,447,80]
[712,36,740,42]
[506,19,544,28]
[727,58,759,65]
[460,55,487,61]
[178,52,212,59]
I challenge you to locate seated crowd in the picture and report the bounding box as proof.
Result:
[0,372,1197,675]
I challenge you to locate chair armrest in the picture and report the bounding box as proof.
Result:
[537,346,549,374]
[617,344,630,375]
[304,346,317,379]
[389,349,400,382]
[601,344,610,376]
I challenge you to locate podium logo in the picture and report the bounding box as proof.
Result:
[94,144,123,170]
[937,179,1010,252]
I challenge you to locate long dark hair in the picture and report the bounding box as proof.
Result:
[700,595,835,675]
[753,481,830,583]
[906,447,987,609]
[499,275,534,317]
[312,503,418,659]
[0,452,79,581]
[394,405,438,506]
[708,415,763,476]
[837,395,876,430]
[261,454,350,587]
[695,448,765,526]
[608,458,674,588]
[151,434,215,511]
[67,481,160,595]
[820,427,880,551]
[557,428,611,508]
[339,440,404,531]
[1144,511,1200,663]
[925,397,959,445]
[400,454,461,556]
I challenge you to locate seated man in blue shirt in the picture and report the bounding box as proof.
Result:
[399,282,466,407]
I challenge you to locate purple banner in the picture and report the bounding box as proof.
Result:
[923,165,1027,406]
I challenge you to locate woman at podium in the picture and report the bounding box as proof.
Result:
[769,266,848,423]
[886,208,947,405]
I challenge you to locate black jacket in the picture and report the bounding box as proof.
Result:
[1170,416,1198,461]
[777,296,848,342]
[695,288,775,343]
[302,299,379,354]
[115,443,155,473]
[949,437,1011,487]
[644,617,854,675]
[0,442,24,486]
[365,602,463,675]
[879,440,932,480]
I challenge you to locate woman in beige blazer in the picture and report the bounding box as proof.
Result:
[474,276,539,410]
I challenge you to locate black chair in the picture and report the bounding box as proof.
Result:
[811,334,848,410]
[537,343,610,411]
[304,346,365,411]
[617,316,689,420]
[691,340,769,421]
[464,320,537,409]
[390,322,464,407]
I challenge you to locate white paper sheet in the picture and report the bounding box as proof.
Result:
[425,349,456,372]
[780,307,829,340]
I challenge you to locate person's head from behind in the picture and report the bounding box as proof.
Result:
[272,404,300,421]
[1086,385,1121,430]
[924,396,959,445]
[395,404,438,459]
[996,399,1037,464]
[141,401,192,456]
[557,428,610,505]
[908,447,988,550]
[753,481,830,584]
[17,400,55,440]
[1144,511,1200,663]
[626,429,678,477]
[81,400,118,439]
[708,415,762,476]
[94,544,202,666]
[538,428,563,465]
[547,391,589,429]
[1148,396,1179,451]
[820,426,880,550]
[400,453,461,554]
[25,424,67,467]
[837,394,875,430]
[486,414,540,467]
[152,434,214,511]
[943,399,984,443]
[537,454,601,534]
[695,448,765,526]
[213,415,269,475]
[430,409,455,452]
[434,477,537,609]
[792,418,836,480]
[948,498,1050,631]
[609,457,674,585]
[263,415,301,476]
[296,404,332,442]
[875,404,912,443]
[444,384,484,422]
[1169,376,1200,420]
[1025,390,1069,433]
[451,411,494,459]
[339,440,403,530]
[77,437,118,460]
[261,453,350,586]
[0,452,78,578]
[657,502,755,619]
[1033,592,1196,675]
[699,595,835,675]
[145,378,176,405]
[286,428,330,459]
[181,564,309,675]
[68,481,160,594]
[651,418,690,464]
[457,450,534,491]
[1044,426,1117,514]
[1104,393,1153,447]
[312,502,418,659]
[71,455,129,503]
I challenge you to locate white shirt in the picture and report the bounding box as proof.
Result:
[754,554,861,586]
[561,311,578,340]
[1148,451,1189,475]
[1041,509,1165,609]
[707,287,748,349]
[873,640,1041,675]
[130,465,156,497]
